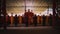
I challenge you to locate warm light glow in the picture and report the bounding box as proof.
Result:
[26,1,34,10]
[8,8,53,16]
[6,0,53,16]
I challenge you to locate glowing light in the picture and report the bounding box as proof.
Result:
[7,0,53,16]
[41,8,53,16]
[8,13,15,16]
[26,1,34,10]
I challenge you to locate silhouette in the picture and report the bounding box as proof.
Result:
[18,15,22,24]
[6,14,10,26]
[33,14,37,26]
[37,15,41,24]
[24,15,28,27]
[24,10,28,27]
[29,10,34,25]
[48,14,52,26]
[14,14,18,27]
[42,15,46,26]
[22,15,24,24]
[10,13,14,26]
[24,9,34,26]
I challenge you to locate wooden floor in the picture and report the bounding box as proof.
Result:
[0,26,60,34]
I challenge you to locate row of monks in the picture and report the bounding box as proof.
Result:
[0,9,53,27]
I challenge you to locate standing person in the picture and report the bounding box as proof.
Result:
[24,10,28,27]
[18,15,22,24]
[6,14,9,26]
[33,14,37,26]
[14,14,18,27]
[48,14,52,26]
[22,15,24,24]
[42,15,46,26]
[24,15,28,27]
[6,14,10,26]
[8,15,10,26]
[10,13,14,26]
[29,10,34,25]
[37,15,41,24]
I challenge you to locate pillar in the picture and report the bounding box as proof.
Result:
[1,0,6,29]
[52,0,56,27]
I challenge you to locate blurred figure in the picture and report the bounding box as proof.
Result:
[29,10,34,25]
[6,14,10,26]
[10,13,14,26]
[24,15,28,27]
[28,10,34,25]
[24,9,28,27]
[41,15,43,26]
[18,15,22,24]
[27,9,31,25]
[37,15,41,24]
[45,15,49,26]
[22,15,24,24]
[48,14,52,26]
[24,9,34,26]
[8,15,10,26]
[14,14,18,27]
[42,15,46,26]
[6,14,8,26]
[33,14,37,26]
